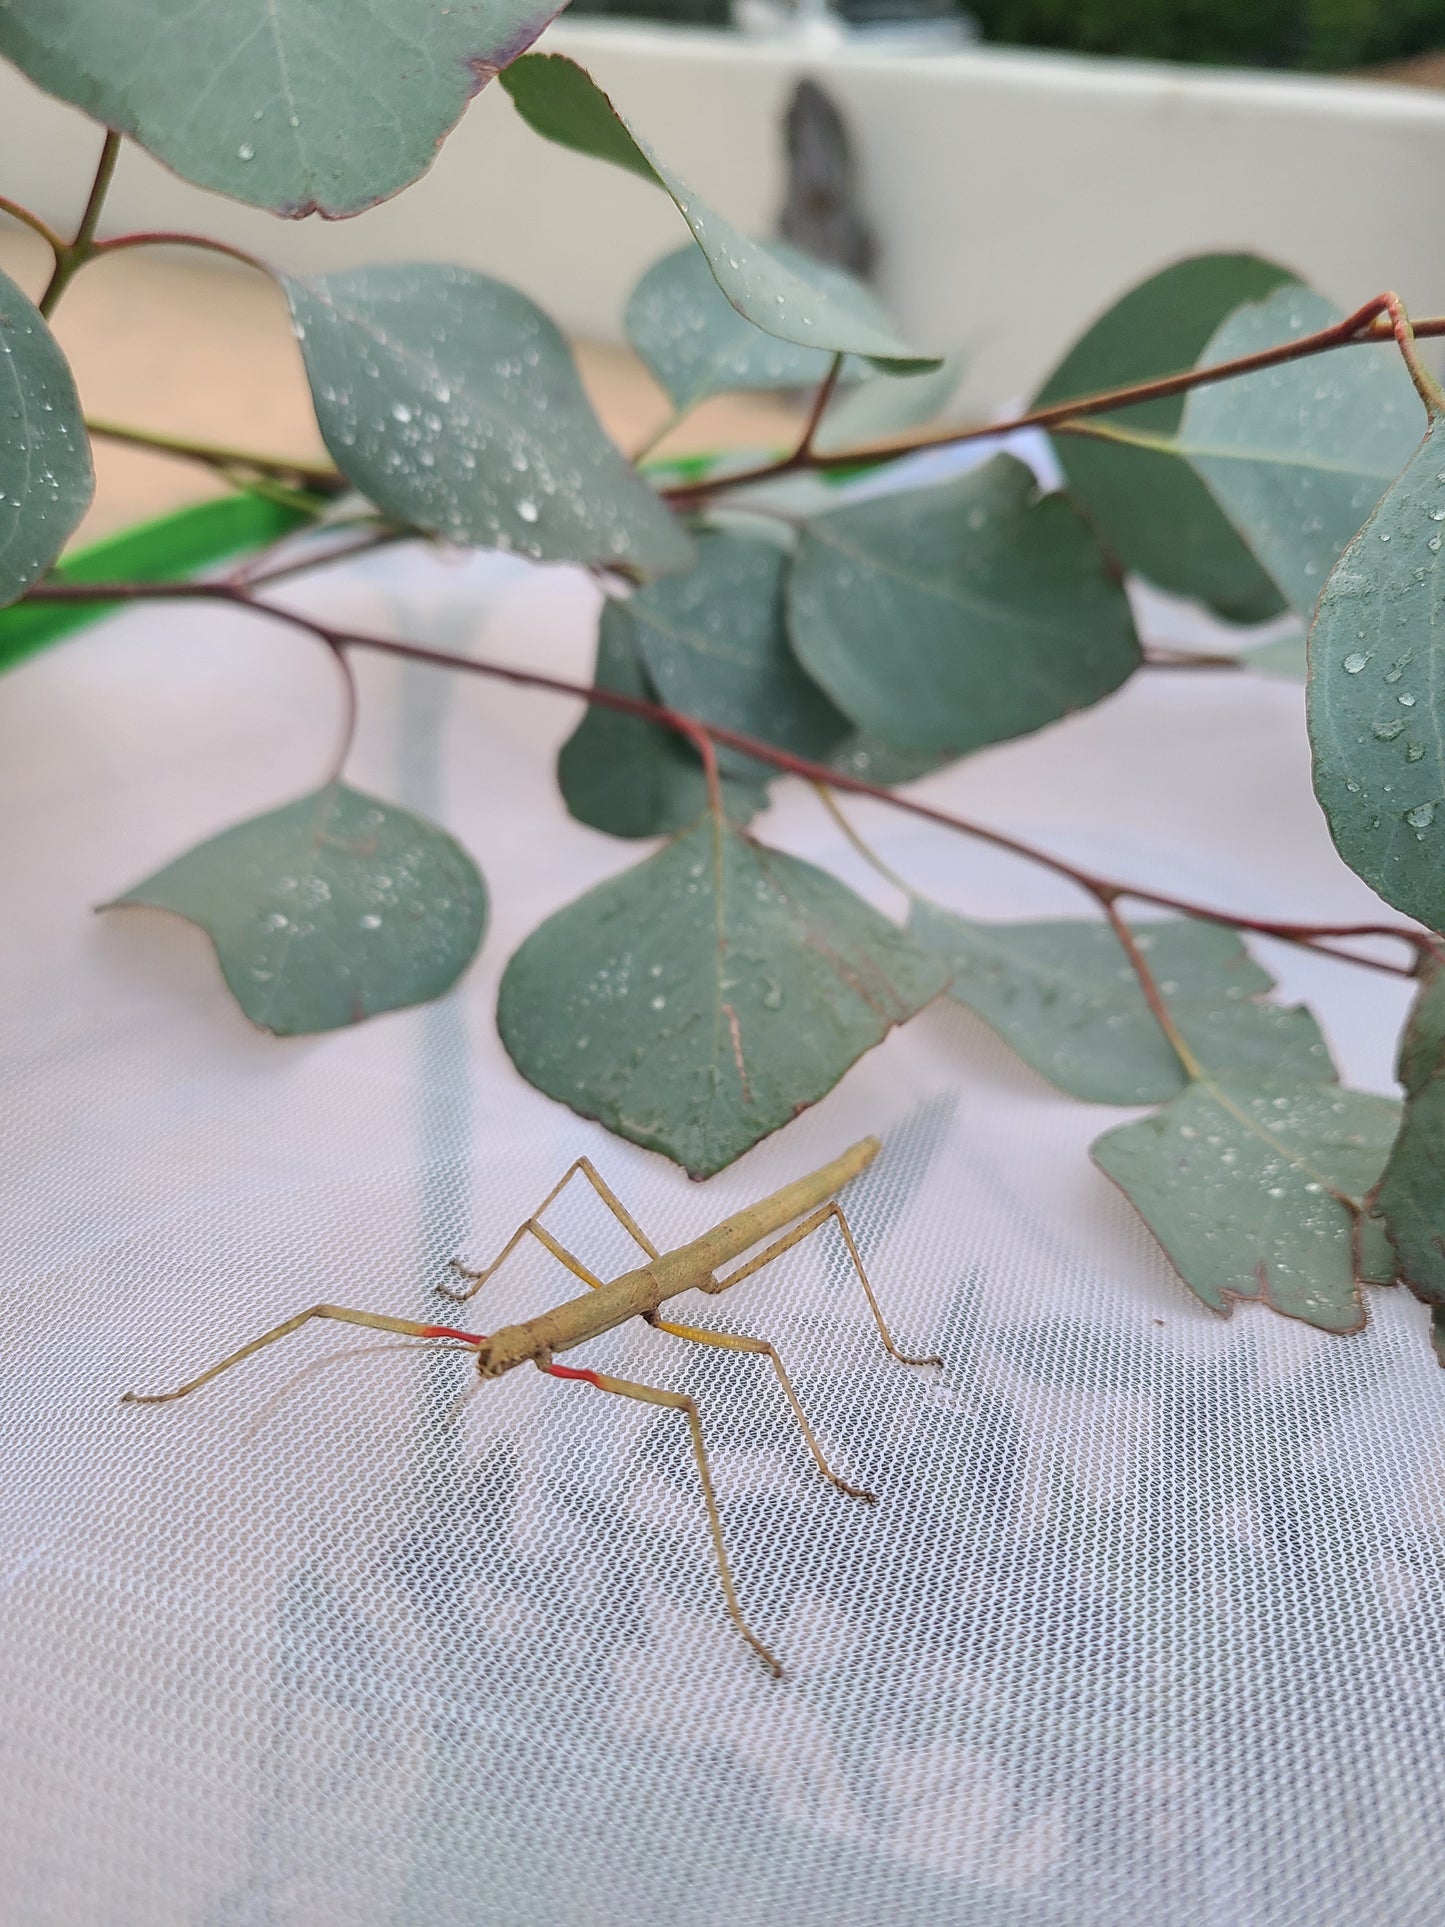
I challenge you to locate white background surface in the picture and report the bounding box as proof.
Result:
[3,529,1445,1923]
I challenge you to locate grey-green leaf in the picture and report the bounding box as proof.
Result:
[1034,253,1297,620]
[497,816,947,1175]
[911,905,1337,1104]
[284,266,691,576]
[106,784,488,1036]
[0,0,560,218]
[0,268,93,607]
[1307,423,1445,931]
[788,454,1141,753]
[1180,285,1424,619]
[558,606,766,839]
[1373,962,1445,1301]
[501,55,937,372]
[625,242,884,412]
[626,530,850,781]
[1093,1081,1401,1333]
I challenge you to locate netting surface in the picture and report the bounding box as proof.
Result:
[4,536,1444,1927]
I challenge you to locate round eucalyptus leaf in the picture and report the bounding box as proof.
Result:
[106,784,488,1036]
[0,0,562,217]
[498,816,947,1176]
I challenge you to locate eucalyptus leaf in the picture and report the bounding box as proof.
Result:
[558,606,766,839]
[1093,1081,1401,1333]
[911,906,1337,1104]
[0,0,559,217]
[497,816,947,1175]
[827,733,957,787]
[0,268,93,607]
[285,266,691,575]
[501,55,937,372]
[1307,424,1445,931]
[1180,285,1424,618]
[626,242,883,411]
[1432,1305,1445,1366]
[1373,962,1445,1302]
[1034,253,1296,620]
[787,454,1140,753]
[106,785,488,1036]
[625,531,850,781]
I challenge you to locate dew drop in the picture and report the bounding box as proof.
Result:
[237,142,255,162]
[1406,802,1436,830]
[1342,652,1369,674]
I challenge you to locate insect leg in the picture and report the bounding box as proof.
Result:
[650,1317,874,1502]
[715,1203,942,1369]
[121,1305,483,1406]
[441,1158,658,1303]
[542,1360,782,1678]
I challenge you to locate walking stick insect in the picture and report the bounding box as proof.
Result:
[122,1135,939,1676]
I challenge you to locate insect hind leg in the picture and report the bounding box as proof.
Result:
[442,1157,657,1303]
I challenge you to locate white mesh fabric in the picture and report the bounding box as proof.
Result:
[2,535,1441,1926]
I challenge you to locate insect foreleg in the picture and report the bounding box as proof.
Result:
[441,1157,657,1303]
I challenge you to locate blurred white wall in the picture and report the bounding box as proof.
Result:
[1,19,1443,412]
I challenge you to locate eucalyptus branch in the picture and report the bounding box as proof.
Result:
[85,416,346,494]
[661,292,1445,508]
[794,354,845,463]
[20,575,1427,978]
[89,229,267,274]
[38,130,121,317]
[0,196,63,254]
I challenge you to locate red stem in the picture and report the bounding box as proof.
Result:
[21,577,1429,976]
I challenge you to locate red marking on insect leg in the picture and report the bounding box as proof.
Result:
[544,1363,603,1387]
[421,1324,487,1345]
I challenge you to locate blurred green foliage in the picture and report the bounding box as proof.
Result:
[966,0,1445,67]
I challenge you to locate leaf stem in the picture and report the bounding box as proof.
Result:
[1378,293,1445,418]
[22,576,1429,980]
[813,785,915,899]
[794,354,845,463]
[0,196,64,254]
[90,229,268,275]
[323,641,359,786]
[1099,892,1207,1082]
[39,130,121,317]
[85,416,346,493]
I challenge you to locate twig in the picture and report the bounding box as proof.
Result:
[85,417,345,494]
[20,576,1430,978]
[39,130,121,317]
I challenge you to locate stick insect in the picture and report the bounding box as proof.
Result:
[122,1134,938,1676]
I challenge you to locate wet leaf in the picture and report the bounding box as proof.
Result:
[1373,962,1445,1301]
[558,606,766,839]
[911,906,1337,1104]
[0,269,93,607]
[625,241,882,411]
[0,0,560,217]
[1093,1081,1400,1332]
[626,530,850,781]
[1034,253,1296,620]
[285,266,692,575]
[501,55,938,371]
[1432,1305,1445,1366]
[787,454,1140,753]
[827,732,957,787]
[1307,423,1445,931]
[106,784,487,1036]
[497,816,947,1175]
[1180,285,1423,618]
